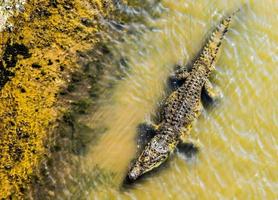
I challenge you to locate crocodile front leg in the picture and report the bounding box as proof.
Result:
[177,101,203,158]
[177,125,200,159]
[137,123,160,149]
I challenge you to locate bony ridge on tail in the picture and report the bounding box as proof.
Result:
[126,9,239,182]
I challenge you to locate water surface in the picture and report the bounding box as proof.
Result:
[53,0,278,199]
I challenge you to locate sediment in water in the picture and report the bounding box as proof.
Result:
[28,1,164,198]
[0,0,163,198]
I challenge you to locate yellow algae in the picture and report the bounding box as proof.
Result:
[0,0,114,198]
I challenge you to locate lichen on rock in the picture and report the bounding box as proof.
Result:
[0,0,26,32]
[0,0,115,198]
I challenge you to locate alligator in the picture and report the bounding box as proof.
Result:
[126,10,239,182]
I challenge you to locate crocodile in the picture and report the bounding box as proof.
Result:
[126,10,239,182]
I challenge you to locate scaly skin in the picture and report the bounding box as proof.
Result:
[127,10,238,181]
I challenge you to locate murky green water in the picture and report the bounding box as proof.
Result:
[41,0,277,199]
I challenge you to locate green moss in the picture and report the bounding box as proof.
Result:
[67,83,76,92]
[89,165,117,189]
[72,99,91,114]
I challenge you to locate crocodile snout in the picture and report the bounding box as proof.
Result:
[128,165,142,181]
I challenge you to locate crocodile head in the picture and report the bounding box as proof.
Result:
[127,135,172,181]
[127,153,169,181]
[127,164,142,181]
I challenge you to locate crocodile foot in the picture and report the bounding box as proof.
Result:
[177,142,199,160]
[136,123,158,149]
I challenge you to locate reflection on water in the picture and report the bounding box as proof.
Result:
[42,0,278,199]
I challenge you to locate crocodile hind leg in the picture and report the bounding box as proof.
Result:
[168,67,190,90]
[137,123,160,149]
[172,67,190,81]
[202,79,221,103]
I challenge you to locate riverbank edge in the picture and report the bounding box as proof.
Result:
[0,0,117,198]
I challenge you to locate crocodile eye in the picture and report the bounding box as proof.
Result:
[151,140,168,153]
[144,157,150,162]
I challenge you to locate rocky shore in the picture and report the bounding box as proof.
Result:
[0,0,115,198]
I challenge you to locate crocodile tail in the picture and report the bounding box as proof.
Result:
[195,9,239,71]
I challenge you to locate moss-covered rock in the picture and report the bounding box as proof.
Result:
[0,0,163,198]
[0,0,114,198]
